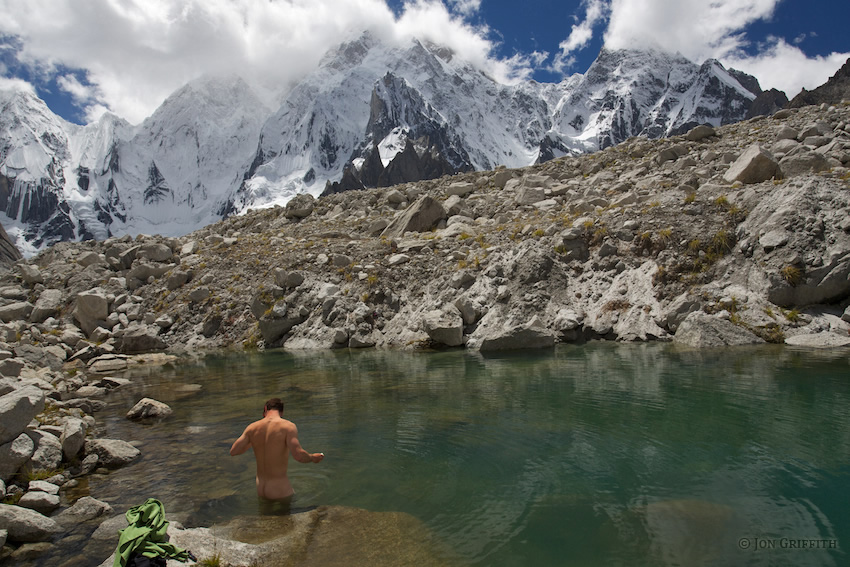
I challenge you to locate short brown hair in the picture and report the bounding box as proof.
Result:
[264,398,284,413]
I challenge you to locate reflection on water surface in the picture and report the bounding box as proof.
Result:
[37,343,850,566]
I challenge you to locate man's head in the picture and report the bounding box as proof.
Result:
[264,398,284,416]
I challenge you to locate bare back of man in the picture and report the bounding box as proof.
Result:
[230,400,323,501]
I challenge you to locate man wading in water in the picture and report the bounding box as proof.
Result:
[230,398,324,503]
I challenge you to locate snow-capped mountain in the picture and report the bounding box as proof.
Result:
[0,33,759,254]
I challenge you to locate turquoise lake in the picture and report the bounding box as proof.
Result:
[44,343,849,566]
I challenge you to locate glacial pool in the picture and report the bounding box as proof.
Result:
[30,342,850,566]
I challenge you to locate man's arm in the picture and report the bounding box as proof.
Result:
[229,428,252,456]
[287,425,324,464]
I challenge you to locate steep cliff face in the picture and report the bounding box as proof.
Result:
[0,33,775,255]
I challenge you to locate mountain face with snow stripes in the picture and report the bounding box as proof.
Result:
[0,33,759,255]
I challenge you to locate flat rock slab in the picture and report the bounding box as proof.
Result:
[785,332,850,348]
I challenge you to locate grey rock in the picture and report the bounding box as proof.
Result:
[60,417,87,460]
[27,480,59,495]
[422,309,464,347]
[15,343,65,371]
[0,503,62,542]
[84,439,141,468]
[474,318,556,352]
[17,264,44,285]
[759,230,789,251]
[381,196,446,238]
[117,325,166,354]
[284,193,315,219]
[0,301,34,323]
[388,254,410,266]
[88,354,129,373]
[54,496,112,527]
[91,514,127,541]
[78,251,107,267]
[0,357,24,377]
[275,270,305,289]
[126,398,173,420]
[446,182,475,197]
[258,315,302,344]
[26,431,63,472]
[785,332,850,348]
[779,151,831,176]
[685,125,716,141]
[18,491,61,516]
[74,289,109,335]
[137,243,173,263]
[331,254,352,267]
[30,289,62,323]
[188,287,211,302]
[673,312,764,347]
[723,144,782,184]
[166,270,191,290]
[0,433,35,482]
[454,296,484,326]
[128,262,175,282]
[0,385,45,445]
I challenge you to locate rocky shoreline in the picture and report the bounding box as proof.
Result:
[1,101,850,564]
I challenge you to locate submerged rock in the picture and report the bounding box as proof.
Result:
[96,506,451,567]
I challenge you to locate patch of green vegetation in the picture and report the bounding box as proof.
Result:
[783,309,801,323]
[780,265,803,286]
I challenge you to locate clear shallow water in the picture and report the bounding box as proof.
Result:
[41,343,850,566]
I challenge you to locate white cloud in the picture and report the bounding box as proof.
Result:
[0,75,36,95]
[551,0,608,73]
[725,39,849,99]
[0,0,526,124]
[447,0,481,17]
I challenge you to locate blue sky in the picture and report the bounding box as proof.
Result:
[1,0,847,126]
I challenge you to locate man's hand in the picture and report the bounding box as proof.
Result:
[311,452,324,463]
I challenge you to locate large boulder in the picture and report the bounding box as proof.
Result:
[0,433,35,482]
[18,491,61,516]
[472,318,557,352]
[0,301,34,322]
[673,312,764,348]
[30,289,63,323]
[60,417,88,460]
[74,289,109,335]
[381,196,446,238]
[422,309,464,347]
[0,385,46,445]
[14,343,66,371]
[284,193,316,219]
[136,243,173,263]
[84,439,141,468]
[117,325,166,353]
[723,144,782,184]
[0,504,62,543]
[26,431,63,473]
